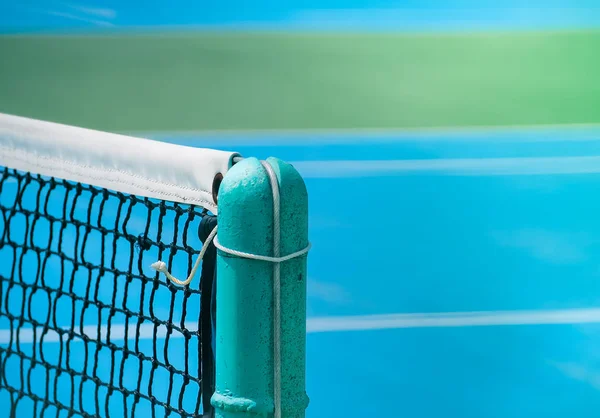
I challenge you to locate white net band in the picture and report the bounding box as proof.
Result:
[0,113,240,213]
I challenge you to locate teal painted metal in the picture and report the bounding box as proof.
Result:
[211,157,309,417]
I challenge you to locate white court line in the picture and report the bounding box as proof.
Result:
[0,322,197,345]
[290,156,600,178]
[2,308,600,344]
[306,308,600,333]
[134,122,600,143]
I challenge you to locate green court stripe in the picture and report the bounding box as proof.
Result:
[129,122,600,140]
[2,30,600,131]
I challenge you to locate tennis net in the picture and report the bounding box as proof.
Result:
[0,113,310,418]
[0,113,236,417]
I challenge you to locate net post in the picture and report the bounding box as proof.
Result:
[211,157,309,418]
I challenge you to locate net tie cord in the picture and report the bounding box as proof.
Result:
[150,159,310,418]
[149,160,311,284]
[149,226,311,286]
[150,226,312,286]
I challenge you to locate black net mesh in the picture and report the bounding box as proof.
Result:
[0,168,215,417]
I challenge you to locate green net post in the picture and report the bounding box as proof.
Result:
[211,157,309,418]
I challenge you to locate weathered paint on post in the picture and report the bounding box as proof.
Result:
[211,157,309,418]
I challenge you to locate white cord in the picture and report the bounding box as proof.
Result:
[151,225,310,286]
[260,161,282,418]
[213,236,311,262]
[150,225,218,286]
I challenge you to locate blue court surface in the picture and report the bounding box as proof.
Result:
[176,127,600,417]
[4,126,600,417]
